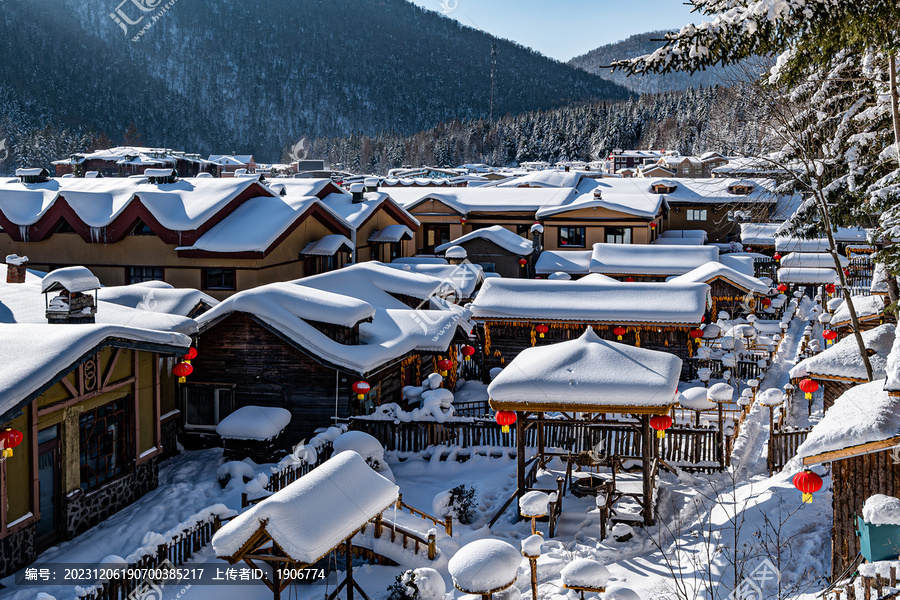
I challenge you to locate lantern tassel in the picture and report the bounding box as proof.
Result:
[802,492,812,504]
[2,449,10,458]
[502,425,510,434]
[616,335,622,341]
[357,393,364,400]
[178,376,186,384]
[657,430,665,439]
[805,392,812,400]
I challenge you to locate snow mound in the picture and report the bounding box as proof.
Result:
[757,389,784,407]
[448,539,522,594]
[413,567,447,600]
[561,558,610,589]
[603,586,641,600]
[862,494,900,526]
[678,388,716,411]
[216,461,255,486]
[708,382,734,402]
[216,406,291,441]
[332,431,394,481]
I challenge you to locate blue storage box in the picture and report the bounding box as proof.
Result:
[856,516,900,563]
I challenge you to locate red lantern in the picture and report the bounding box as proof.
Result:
[689,329,704,339]
[777,283,788,293]
[799,378,819,400]
[172,361,193,383]
[352,381,370,400]
[495,410,516,434]
[535,324,549,338]
[182,347,197,362]
[626,277,635,282]
[461,345,476,361]
[650,414,673,439]
[761,298,772,308]
[519,258,527,267]
[843,268,850,278]
[650,222,657,229]
[613,326,627,341]
[822,329,837,342]
[773,253,782,261]
[460,216,467,224]
[0,428,23,458]
[438,358,453,376]
[825,283,836,294]
[792,470,823,503]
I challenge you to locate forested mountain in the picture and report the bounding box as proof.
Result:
[0,0,631,165]
[569,31,755,93]
[302,84,773,173]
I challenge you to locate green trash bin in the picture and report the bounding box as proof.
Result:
[856,516,900,563]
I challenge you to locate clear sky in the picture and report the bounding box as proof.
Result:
[407,0,698,62]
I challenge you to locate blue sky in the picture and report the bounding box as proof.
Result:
[407,0,698,62]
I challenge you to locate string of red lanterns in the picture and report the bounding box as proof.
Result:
[173,346,198,383]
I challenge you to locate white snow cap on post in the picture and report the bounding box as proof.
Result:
[444,245,468,259]
[448,539,522,594]
[678,388,716,411]
[521,534,543,558]
[862,494,900,526]
[518,490,551,517]
[5,254,27,266]
[561,559,610,590]
[757,389,784,407]
[707,382,734,403]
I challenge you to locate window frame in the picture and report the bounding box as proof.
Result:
[182,385,236,430]
[686,209,708,222]
[605,227,632,245]
[79,398,131,492]
[126,266,165,284]
[201,268,237,291]
[557,226,586,248]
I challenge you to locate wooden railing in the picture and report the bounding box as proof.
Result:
[350,417,728,472]
[78,514,225,600]
[364,511,438,560]
[452,399,491,417]
[827,565,899,600]
[396,493,453,536]
[768,428,811,474]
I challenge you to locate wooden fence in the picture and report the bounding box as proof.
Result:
[79,516,224,600]
[349,417,728,472]
[768,428,811,474]
[826,565,899,600]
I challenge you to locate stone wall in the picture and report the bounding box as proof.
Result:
[63,459,158,539]
[0,523,36,578]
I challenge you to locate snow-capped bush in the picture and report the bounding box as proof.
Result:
[433,484,476,524]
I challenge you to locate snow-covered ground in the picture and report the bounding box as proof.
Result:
[7,297,863,600]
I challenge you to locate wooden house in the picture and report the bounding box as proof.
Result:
[789,324,895,411]
[435,225,533,278]
[0,267,193,578]
[830,295,888,334]
[797,373,900,579]
[188,263,472,447]
[668,261,771,318]
[468,278,709,379]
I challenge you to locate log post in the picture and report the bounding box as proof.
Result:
[428,532,436,560]
[516,411,525,521]
[528,557,538,600]
[641,414,653,526]
[445,515,453,537]
[347,536,355,600]
[374,514,383,538]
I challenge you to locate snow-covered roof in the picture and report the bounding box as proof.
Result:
[212,451,399,563]
[790,324,895,381]
[651,238,705,246]
[589,243,719,276]
[177,195,322,254]
[469,278,709,324]
[831,295,885,327]
[668,261,770,294]
[535,251,592,275]
[0,323,191,422]
[796,380,900,462]
[774,238,831,253]
[739,223,781,246]
[41,266,101,294]
[388,186,576,215]
[870,262,898,295]
[0,176,265,231]
[318,190,418,230]
[1,273,198,335]
[488,328,681,412]
[380,262,482,300]
[301,234,354,256]
[491,170,582,189]
[197,263,471,375]
[535,177,664,219]
[434,226,533,256]
[776,267,839,284]
[780,252,848,269]
[208,154,253,165]
[97,281,217,316]
[719,254,756,277]
[368,224,415,243]
[216,406,292,441]
[656,177,779,205]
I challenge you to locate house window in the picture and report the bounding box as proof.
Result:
[127,266,164,284]
[183,386,235,430]
[687,209,708,221]
[516,224,532,236]
[80,398,130,491]
[202,268,236,291]
[129,219,155,236]
[605,227,632,244]
[423,225,451,254]
[558,227,586,248]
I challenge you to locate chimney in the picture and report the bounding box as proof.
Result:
[564,165,570,172]
[43,266,101,324]
[364,177,380,193]
[5,254,27,284]
[530,222,543,256]
[349,183,365,203]
[444,245,467,266]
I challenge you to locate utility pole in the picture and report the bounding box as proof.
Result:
[490,43,498,121]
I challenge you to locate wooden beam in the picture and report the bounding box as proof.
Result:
[133,349,141,461]
[102,347,124,389]
[802,436,900,466]
[36,377,136,417]
[58,374,78,400]
[489,402,675,415]
[516,411,525,521]
[153,353,161,450]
